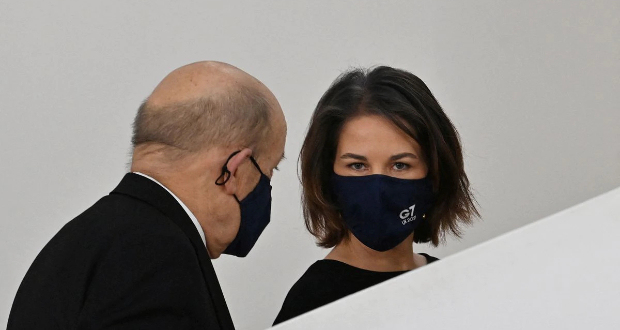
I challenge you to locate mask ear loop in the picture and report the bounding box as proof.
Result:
[237,156,265,204]
[248,156,265,176]
[215,150,242,186]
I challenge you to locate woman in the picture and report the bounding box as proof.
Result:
[274,66,478,324]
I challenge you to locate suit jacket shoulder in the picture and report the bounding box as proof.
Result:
[8,173,234,330]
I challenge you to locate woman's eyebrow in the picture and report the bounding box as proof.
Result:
[340,153,367,161]
[390,152,418,161]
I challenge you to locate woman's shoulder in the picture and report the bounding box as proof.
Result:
[282,260,347,301]
[274,256,438,325]
[286,255,437,296]
[273,260,356,325]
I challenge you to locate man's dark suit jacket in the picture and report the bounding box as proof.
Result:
[8,173,235,330]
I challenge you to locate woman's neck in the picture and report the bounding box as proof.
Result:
[325,233,426,272]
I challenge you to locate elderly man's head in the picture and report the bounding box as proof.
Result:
[131,61,286,258]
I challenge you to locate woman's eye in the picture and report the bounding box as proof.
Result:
[350,163,366,171]
[393,162,409,170]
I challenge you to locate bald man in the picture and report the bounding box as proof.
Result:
[8,61,287,330]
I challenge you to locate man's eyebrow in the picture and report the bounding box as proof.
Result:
[340,153,367,161]
[275,153,286,167]
[389,152,418,161]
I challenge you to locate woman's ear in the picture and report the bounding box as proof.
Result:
[222,148,253,195]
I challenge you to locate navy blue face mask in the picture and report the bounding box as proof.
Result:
[216,151,272,257]
[331,173,434,252]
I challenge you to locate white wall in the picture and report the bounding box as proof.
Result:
[274,187,620,330]
[1,1,618,329]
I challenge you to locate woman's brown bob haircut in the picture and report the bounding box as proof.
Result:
[300,66,478,247]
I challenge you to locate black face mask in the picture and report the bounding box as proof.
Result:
[331,173,434,252]
[215,151,272,257]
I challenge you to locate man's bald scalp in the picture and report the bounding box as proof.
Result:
[132,83,272,158]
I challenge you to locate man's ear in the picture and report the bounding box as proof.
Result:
[222,148,253,195]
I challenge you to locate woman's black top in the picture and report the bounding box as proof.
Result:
[273,253,439,325]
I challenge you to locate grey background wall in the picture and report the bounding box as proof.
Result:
[1,1,618,329]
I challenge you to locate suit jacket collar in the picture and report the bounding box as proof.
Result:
[110,173,235,330]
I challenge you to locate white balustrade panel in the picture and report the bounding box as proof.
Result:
[273,187,620,330]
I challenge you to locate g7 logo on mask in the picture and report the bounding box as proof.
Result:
[399,204,416,225]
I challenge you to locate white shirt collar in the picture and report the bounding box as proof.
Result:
[133,172,207,248]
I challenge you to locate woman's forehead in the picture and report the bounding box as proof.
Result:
[337,115,421,154]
